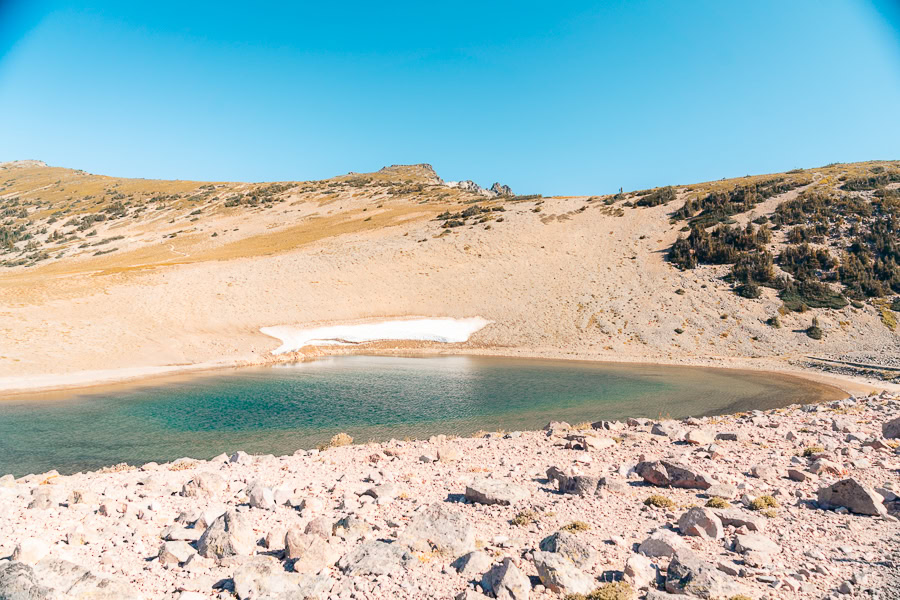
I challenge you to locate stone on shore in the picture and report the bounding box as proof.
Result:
[817,478,887,516]
[465,478,529,505]
[197,509,255,558]
[232,557,300,600]
[538,530,596,568]
[453,550,494,578]
[883,416,900,439]
[12,537,49,564]
[398,502,475,555]
[532,550,595,595]
[338,541,413,576]
[639,530,687,558]
[481,558,530,600]
[158,541,196,565]
[665,549,749,598]
[677,507,723,539]
[635,460,716,489]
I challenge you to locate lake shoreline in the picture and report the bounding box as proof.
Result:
[0,340,882,402]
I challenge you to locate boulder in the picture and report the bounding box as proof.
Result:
[197,509,255,558]
[465,478,529,505]
[624,553,656,589]
[12,538,49,564]
[532,550,595,595]
[684,430,715,445]
[560,475,601,496]
[538,530,596,568]
[0,561,55,599]
[248,484,276,510]
[158,541,196,565]
[651,421,686,439]
[713,508,765,532]
[635,460,716,490]
[704,483,738,499]
[338,541,413,576]
[283,530,340,573]
[677,507,723,539]
[733,533,780,555]
[232,557,300,600]
[29,559,89,592]
[665,549,749,598]
[452,550,494,578]
[397,502,476,555]
[638,530,687,558]
[304,516,332,539]
[883,416,900,439]
[181,472,227,498]
[810,458,846,477]
[332,515,371,540]
[481,558,530,600]
[817,478,887,516]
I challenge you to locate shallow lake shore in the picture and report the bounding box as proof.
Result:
[2,392,899,600]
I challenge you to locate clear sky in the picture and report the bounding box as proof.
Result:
[1,1,899,195]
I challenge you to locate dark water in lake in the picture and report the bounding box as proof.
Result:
[0,355,844,476]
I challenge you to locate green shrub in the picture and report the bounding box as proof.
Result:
[644,495,675,509]
[705,496,729,508]
[749,495,778,511]
[560,520,591,532]
[802,445,824,457]
[806,317,824,340]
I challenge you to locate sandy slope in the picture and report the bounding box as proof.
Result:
[0,163,898,396]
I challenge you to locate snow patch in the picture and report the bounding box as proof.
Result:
[260,317,491,355]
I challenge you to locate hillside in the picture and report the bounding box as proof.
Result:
[0,159,899,393]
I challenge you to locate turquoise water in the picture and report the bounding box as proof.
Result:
[0,356,843,476]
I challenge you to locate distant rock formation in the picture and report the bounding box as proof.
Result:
[491,182,514,197]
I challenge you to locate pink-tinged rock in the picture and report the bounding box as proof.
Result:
[882,416,900,439]
[635,460,717,490]
[678,507,724,539]
[817,478,887,516]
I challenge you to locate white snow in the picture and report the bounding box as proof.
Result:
[260,317,491,355]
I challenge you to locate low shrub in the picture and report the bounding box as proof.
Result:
[560,520,591,532]
[644,494,675,509]
[705,496,729,508]
[748,495,778,511]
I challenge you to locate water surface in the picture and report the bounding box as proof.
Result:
[0,355,843,476]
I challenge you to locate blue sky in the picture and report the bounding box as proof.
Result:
[1,1,899,195]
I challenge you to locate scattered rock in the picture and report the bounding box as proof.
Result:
[635,460,716,489]
[197,509,255,558]
[465,478,529,505]
[453,550,494,578]
[12,538,49,564]
[538,530,596,568]
[639,530,687,558]
[481,558,530,600]
[817,478,887,516]
[398,502,476,555]
[677,507,724,539]
[338,541,413,575]
[532,550,595,595]
[158,541,196,565]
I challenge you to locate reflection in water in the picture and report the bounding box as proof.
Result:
[0,356,843,476]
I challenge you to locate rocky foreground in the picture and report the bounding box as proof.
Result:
[2,395,900,600]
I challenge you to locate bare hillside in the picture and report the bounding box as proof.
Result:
[1,160,898,393]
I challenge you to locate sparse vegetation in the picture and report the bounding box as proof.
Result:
[748,495,778,511]
[644,494,675,509]
[705,496,729,508]
[560,520,591,532]
[802,445,824,457]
